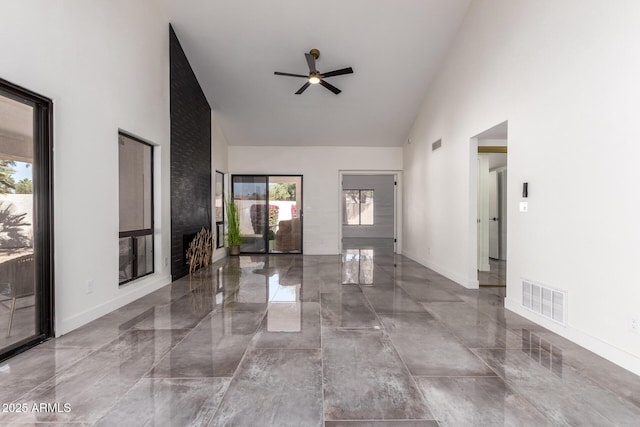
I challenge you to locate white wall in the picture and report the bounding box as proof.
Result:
[404,0,640,374]
[228,146,402,254]
[0,0,171,335]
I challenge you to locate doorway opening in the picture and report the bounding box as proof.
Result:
[474,122,508,287]
[341,173,397,254]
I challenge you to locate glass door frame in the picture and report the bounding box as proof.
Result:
[215,170,225,249]
[231,174,303,255]
[0,78,54,362]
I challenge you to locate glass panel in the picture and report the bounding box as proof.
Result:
[343,189,374,226]
[215,171,224,222]
[119,135,152,232]
[0,90,36,350]
[360,190,374,225]
[343,190,360,225]
[119,238,132,282]
[233,176,267,253]
[136,235,153,277]
[269,176,302,253]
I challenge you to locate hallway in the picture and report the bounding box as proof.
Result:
[1,252,638,426]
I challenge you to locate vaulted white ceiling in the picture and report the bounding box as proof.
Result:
[160,0,471,147]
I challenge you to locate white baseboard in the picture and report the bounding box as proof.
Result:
[402,250,478,289]
[57,273,171,336]
[505,297,640,376]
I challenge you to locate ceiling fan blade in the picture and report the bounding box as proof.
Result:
[305,53,317,73]
[321,67,354,78]
[319,79,341,95]
[295,82,311,95]
[275,71,308,78]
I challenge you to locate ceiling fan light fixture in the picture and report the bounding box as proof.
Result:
[274,49,353,95]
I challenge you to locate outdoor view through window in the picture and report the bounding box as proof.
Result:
[0,91,36,351]
[343,189,374,225]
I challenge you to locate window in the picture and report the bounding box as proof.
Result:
[215,170,224,248]
[343,189,374,225]
[119,132,153,284]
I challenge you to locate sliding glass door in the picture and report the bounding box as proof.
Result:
[268,176,302,253]
[233,176,268,253]
[0,79,53,361]
[232,175,302,254]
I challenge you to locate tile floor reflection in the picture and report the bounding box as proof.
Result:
[1,251,639,426]
[478,258,506,286]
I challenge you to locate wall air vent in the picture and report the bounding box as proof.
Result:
[432,139,442,151]
[521,279,567,325]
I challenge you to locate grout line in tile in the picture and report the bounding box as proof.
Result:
[358,277,437,421]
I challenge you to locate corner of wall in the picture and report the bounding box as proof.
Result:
[58,273,170,336]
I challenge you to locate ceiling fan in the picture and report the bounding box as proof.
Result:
[274,49,354,95]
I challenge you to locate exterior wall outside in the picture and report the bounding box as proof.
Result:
[0,194,33,248]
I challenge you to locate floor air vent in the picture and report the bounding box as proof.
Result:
[521,279,567,325]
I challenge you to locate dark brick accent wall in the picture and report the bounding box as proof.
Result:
[170,25,211,280]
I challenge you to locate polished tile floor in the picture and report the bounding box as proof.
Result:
[1,251,639,426]
[478,258,506,287]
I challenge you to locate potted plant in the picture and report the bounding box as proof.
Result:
[226,197,242,256]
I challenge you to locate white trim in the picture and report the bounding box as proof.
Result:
[469,137,480,283]
[505,297,640,376]
[57,273,171,336]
